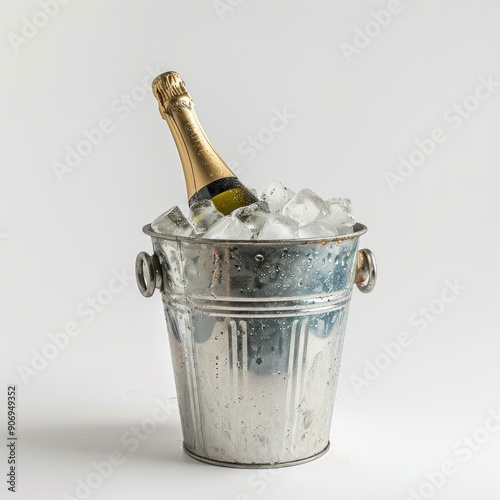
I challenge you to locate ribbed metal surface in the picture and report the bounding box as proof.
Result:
[150,229,364,467]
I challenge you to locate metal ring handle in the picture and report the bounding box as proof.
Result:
[355,248,377,293]
[135,251,162,298]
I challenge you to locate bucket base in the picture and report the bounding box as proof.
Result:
[182,442,330,469]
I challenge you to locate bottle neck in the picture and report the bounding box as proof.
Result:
[163,96,235,199]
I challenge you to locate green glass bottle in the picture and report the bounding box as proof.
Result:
[152,71,258,215]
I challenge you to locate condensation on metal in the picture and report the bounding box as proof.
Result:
[139,222,374,467]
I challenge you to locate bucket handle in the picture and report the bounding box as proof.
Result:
[136,247,377,297]
[355,248,377,293]
[135,251,162,297]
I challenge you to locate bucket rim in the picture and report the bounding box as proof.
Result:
[142,222,367,245]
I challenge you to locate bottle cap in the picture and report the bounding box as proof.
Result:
[152,71,192,119]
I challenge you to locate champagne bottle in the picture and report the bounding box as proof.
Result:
[151,71,258,215]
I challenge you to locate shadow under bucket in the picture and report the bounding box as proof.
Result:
[136,223,376,468]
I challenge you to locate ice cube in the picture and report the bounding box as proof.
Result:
[203,216,253,240]
[151,206,193,236]
[298,221,338,239]
[325,197,355,226]
[319,197,356,236]
[335,225,354,236]
[258,213,299,240]
[189,199,224,235]
[261,180,296,213]
[282,189,330,226]
[232,201,270,236]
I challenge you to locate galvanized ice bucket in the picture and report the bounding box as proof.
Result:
[136,223,376,468]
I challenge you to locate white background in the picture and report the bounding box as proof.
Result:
[1,1,500,499]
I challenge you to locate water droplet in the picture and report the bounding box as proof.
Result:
[255,254,264,262]
[298,278,303,287]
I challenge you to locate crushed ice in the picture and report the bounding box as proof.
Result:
[151,180,356,240]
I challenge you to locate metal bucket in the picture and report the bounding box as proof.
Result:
[136,222,376,468]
